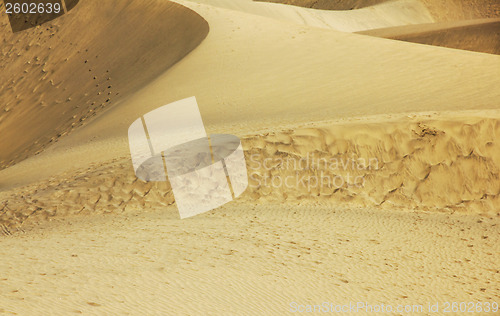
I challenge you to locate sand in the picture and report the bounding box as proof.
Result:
[2,111,499,232]
[254,0,390,10]
[257,0,500,21]
[0,0,208,169]
[1,202,498,314]
[0,0,499,314]
[188,0,435,32]
[358,18,500,55]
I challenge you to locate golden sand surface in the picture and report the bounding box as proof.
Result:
[1,202,498,314]
[189,0,435,32]
[0,0,498,314]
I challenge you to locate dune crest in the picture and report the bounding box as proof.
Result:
[256,0,500,21]
[0,0,208,170]
[189,0,434,32]
[251,0,500,54]
[359,18,500,55]
[254,0,389,10]
[0,1,498,312]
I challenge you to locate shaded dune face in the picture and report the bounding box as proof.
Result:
[358,18,500,55]
[419,0,500,21]
[254,0,390,10]
[255,0,500,21]
[0,0,209,170]
[389,20,500,55]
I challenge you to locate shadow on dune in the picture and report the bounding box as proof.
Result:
[254,0,388,10]
[0,0,209,170]
[359,18,500,55]
[255,0,500,21]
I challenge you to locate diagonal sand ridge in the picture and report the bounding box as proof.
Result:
[188,0,435,32]
[257,0,500,21]
[358,18,500,55]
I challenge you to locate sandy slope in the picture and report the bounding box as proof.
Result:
[257,0,500,21]
[187,0,435,32]
[418,0,500,22]
[1,0,500,225]
[0,0,208,169]
[0,0,499,314]
[255,0,390,10]
[248,0,499,54]
[0,202,498,315]
[358,18,500,55]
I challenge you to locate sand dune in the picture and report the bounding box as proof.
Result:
[0,0,208,170]
[358,18,500,55]
[1,202,498,314]
[1,0,499,213]
[419,0,500,22]
[0,0,498,232]
[2,111,499,233]
[0,0,498,196]
[258,0,500,21]
[243,0,499,54]
[255,0,390,10]
[0,0,499,314]
[188,0,434,32]
[244,113,500,213]
[62,0,500,136]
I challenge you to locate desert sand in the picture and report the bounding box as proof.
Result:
[186,0,436,32]
[257,0,500,21]
[358,18,500,55]
[0,0,208,169]
[0,0,499,314]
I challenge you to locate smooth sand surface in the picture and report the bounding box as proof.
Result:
[0,0,499,314]
[1,203,499,315]
[189,0,435,32]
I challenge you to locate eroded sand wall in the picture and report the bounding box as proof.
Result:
[1,115,498,233]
